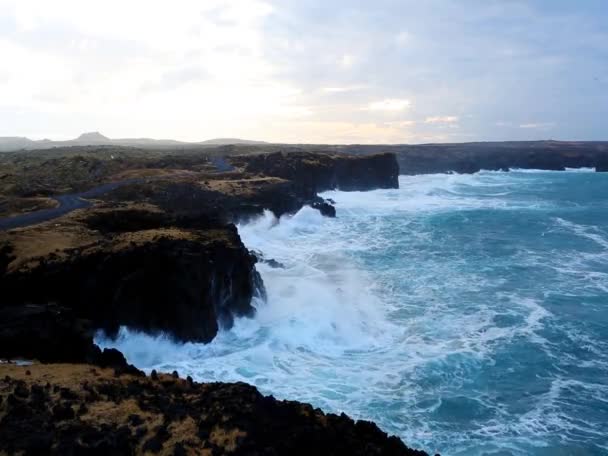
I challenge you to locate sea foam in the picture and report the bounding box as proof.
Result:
[98,172,608,455]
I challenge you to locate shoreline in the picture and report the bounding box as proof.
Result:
[0,150,436,454]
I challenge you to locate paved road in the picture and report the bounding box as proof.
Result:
[0,179,138,231]
[0,164,227,232]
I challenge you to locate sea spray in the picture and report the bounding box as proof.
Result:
[99,170,608,455]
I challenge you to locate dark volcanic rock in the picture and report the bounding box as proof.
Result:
[232,151,400,194]
[0,151,400,348]
[341,141,608,174]
[0,304,143,376]
[0,304,96,363]
[311,200,336,217]
[0,364,435,456]
[0,222,262,343]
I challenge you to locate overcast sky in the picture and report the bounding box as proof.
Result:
[0,0,606,143]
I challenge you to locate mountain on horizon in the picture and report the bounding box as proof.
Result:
[75,131,111,142]
[0,132,268,152]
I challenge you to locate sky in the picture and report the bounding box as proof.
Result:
[0,0,606,144]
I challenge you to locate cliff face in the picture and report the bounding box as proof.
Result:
[340,141,608,174]
[0,205,263,343]
[230,152,400,195]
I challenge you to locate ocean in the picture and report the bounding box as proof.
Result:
[99,170,608,455]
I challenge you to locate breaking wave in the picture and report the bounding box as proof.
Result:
[99,170,608,455]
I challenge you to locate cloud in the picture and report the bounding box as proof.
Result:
[367,99,411,112]
[519,122,556,129]
[0,0,606,142]
[386,120,416,128]
[425,116,459,124]
[321,86,367,93]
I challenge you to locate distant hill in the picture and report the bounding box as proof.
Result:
[0,132,267,152]
[75,131,110,143]
[0,137,37,150]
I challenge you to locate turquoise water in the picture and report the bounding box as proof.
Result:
[101,170,608,455]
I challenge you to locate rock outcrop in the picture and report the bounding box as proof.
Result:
[231,151,400,194]
[0,304,143,376]
[0,363,433,456]
[0,204,264,343]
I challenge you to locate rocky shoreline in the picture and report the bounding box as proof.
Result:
[0,151,399,343]
[0,363,431,455]
[0,150,436,454]
[336,141,608,174]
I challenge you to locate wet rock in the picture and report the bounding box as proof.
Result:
[265,258,284,268]
[311,200,336,217]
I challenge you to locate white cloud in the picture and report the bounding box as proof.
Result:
[321,85,367,93]
[266,120,422,144]
[425,116,459,124]
[0,0,605,142]
[0,0,314,140]
[367,99,411,111]
[519,122,556,129]
[386,120,416,128]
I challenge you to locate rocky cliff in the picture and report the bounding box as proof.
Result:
[0,204,263,343]
[0,150,437,455]
[0,151,400,346]
[230,151,400,194]
[340,141,608,174]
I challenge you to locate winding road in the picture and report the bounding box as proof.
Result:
[0,179,138,231]
[0,163,228,232]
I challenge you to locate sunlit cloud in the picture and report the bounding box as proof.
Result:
[425,116,459,124]
[321,86,368,93]
[367,99,411,112]
[386,120,416,128]
[0,0,605,143]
